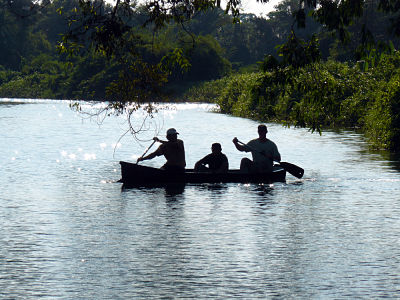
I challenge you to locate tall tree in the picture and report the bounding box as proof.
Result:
[0,0,52,69]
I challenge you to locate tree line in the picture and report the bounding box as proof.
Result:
[2,0,397,100]
[0,0,273,100]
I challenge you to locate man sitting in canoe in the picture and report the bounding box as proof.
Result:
[194,143,229,173]
[137,128,186,173]
[232,124,281,173]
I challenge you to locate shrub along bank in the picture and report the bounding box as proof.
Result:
[184,52,400,151]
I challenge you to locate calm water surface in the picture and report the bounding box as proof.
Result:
[1,99,400,299]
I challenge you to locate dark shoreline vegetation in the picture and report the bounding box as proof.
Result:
[1,0,400,151]
[183,54,400,151]
[2,55,400,152]
[3,53,400,152]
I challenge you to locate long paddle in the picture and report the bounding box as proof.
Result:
[237,140,304,179]
[136,139,156,164]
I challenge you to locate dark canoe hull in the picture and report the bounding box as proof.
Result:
[119,161,286,186]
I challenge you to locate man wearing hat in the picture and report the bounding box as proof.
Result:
[137,128,186,172]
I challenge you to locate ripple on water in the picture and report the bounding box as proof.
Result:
[1,100,400,298]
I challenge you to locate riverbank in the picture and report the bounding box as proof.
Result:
[2,52,400,152]
[183,53,400,152]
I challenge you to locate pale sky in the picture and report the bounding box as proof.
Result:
[107,0,282,16]
[239,0,282,16]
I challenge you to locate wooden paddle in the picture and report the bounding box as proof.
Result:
[237,140,304,179]
[136,139,156,164]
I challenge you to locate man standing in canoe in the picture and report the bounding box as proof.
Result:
[232,124,281,173]
[137,128,186,172]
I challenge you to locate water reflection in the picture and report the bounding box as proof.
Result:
[164,184,186,197]
[0,101,26,107]
[378,152,400,172]
[253,183,275,195]
[121,183,186,197]
[193,183,229,194]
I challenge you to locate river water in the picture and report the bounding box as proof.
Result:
[1,99,400,299]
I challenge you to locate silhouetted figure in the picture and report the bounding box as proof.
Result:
[194,143,229,173]
[233,124,280,173]
[137,128,186,173]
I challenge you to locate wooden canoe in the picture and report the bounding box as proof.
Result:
[119,161,286,186]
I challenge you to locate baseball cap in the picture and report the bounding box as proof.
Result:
[166,128,179,135]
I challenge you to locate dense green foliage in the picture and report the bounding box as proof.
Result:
[0,1,286,100]
[3,0,399,101]
[183,52,400,150]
